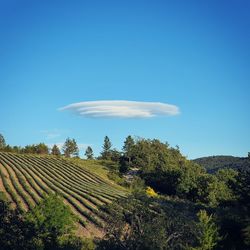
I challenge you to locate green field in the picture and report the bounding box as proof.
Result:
[0,152,127,237]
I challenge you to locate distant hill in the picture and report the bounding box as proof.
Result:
[193,155,250,173]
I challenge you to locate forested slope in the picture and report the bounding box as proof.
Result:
[193,155,250,173]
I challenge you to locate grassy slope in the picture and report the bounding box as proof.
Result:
[0,152,128,237]
[66,157,126,190]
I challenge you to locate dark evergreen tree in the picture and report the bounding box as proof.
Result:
[85,146,94,159]
[122,135,135,166]
[101,136,112,160]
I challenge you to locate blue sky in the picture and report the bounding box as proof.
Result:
[0,0,249,159]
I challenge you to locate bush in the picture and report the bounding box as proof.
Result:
[145,186,158,197]
[25,194,77,249]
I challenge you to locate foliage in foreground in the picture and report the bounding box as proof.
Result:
[0,192,94,250]
[192,210,221,250]
[25,194,77,248]
[97,193,221,250]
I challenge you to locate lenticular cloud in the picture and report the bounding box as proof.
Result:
[59,100,180,118]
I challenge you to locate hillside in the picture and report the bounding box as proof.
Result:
[0,152,127,237]
[193,155,250,173]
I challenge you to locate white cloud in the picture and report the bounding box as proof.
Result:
[40,129,70,140]
[47,133,60,139]
[47,142,89,151]
[59,100,180,118]
[40,129,61,140]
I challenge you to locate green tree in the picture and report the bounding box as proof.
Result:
[0,133,6,149]
[26,194,77,249]
[130,138,204,197]
[122,135,135,166]
[232,170,250,246]
[51,144,61,156]
[36,143,49,154]
[193,210,221,250]
[216,168,237,184]
[194,174,232,207]
[131,138,188,173]
[62,138,79,157]
[109,149,121,162]
[21,144,32,154]
[101,136,112,160]
[85,146,94,159]
[232,170,250,208]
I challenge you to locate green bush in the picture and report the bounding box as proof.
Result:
[25,194,77,248]
[192,210,221,250]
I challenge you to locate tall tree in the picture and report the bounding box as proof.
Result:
[0,134,6,149]
[85,146,94,159]
[122,135,135,166]
[51,144,61,156]
[101,136,112,160]
[62,138,79,158]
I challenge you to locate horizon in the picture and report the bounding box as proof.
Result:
[1,0,249,159]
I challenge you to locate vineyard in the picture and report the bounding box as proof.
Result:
[0,152,127,237]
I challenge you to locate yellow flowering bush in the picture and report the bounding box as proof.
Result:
[146,186,158,197]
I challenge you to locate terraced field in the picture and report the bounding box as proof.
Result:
[0,152,127,237]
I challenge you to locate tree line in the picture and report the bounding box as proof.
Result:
[0,133,136,161]
[0,134,78,157]
[0,133,119,160]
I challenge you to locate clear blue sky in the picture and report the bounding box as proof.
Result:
[0,0,249,159]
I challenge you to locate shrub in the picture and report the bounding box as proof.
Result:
[146,186,158,197]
